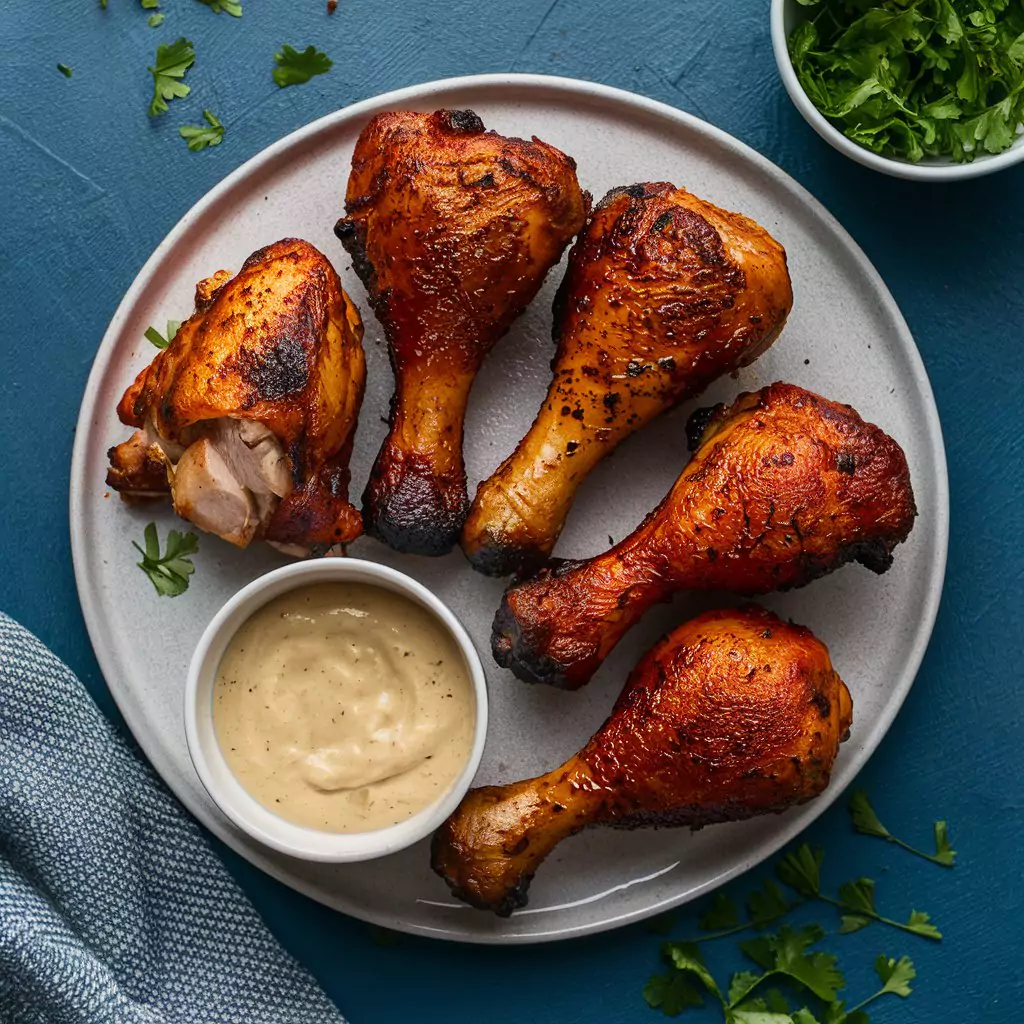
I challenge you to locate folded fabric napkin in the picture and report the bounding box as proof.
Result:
[0,612,346,1024]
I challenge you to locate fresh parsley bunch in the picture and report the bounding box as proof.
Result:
[789,0,1024,162]
[642,793,955,1022]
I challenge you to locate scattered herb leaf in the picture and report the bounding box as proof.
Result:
[643,971,706,1016]
[748,880,795,928]
[647,939,916,1021]
[738,925,844,1004]
[648,919,917,1022]
[663,942,724,1001]
[273,44,332,87]
[148,12,165,26]
[774,844,942,942]
[148,37,195,117]
[179,109,225,151]
[133,523,198,597]
[144,320,182,349]
[57,63,73,78]
[197,0,243,14]
[700,892,742,932]
[776,845,824,897]
[730,1007,797,1023]
[630,796,956,1021]
[874,954,916,998]
[849,791,956,866]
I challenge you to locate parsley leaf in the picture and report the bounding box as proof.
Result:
[727,971,765,1006]
[776,844,942,941]
[847,791,888,838]
[776,845,823,897]
[738,925,844,1004]
[700,892,741,932]
[179,110,225,152]
[788,0,1024,162]
[849,791,956,866]
[826,956,915,1021]
[729,1011,795,1024]
[904,909,942,941]
[273,44,332,88]
[874,954,915,997]
[57,63,72,78]
[133,523,198,597]
[836,878,876,919]
[145,320,182,349]
[149,12,165,27]
[662,942,724,1002]
[643,971,706,1016]
[748,880,794,928]
[642,801,944,1020]
[768,928,844,1003]
[791,1011,823,1024]
[933,820,956,865]
[148,37,195,117]
[197,0,243,14]
[833,878,942,941]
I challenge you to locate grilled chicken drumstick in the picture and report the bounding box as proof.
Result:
[461,182,794,577]
[335,108,588,556]
[493,383,916,689]
[434,605,852,916]
[107,238,366,556]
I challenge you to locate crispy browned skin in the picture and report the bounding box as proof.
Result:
[493,383,916,689]
[433,605,852,915]
[335,108,588,556]
[461,182,793,577]
[106,238,366,551]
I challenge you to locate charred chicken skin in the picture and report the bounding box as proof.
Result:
[461,182,794,578]
[493,383,916,689]
[335,108,589,556]
[107,238,366,555]
[434,605,852,916]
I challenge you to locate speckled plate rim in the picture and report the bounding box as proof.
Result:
[70,73,949,944]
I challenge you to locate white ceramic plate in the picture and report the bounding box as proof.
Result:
[70,74,948,943]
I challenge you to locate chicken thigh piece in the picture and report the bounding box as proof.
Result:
[434,605,852,916]
[493,383,916,689]
[335,108,589,556]
[461,182,794,577]
[106,238,366,555]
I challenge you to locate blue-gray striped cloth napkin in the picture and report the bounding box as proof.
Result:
[0,612,346,1023]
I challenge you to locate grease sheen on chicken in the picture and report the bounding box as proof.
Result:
[493,383,917,689]
[106,238,366,555]
[461,182,794,577]
[433,605,852,916]
[335,108,589,556]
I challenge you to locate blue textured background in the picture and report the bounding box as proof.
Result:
[1,1,1022,1021]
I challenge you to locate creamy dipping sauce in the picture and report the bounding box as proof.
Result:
[213,582,475,833]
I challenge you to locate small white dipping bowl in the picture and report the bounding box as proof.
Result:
[771,0,1024,180]
[185,558,488,862]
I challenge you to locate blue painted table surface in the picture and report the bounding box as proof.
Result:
[2,1,1022,1021]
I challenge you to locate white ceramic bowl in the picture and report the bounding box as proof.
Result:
[185,558,488,862]
[771,0,1024,180]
